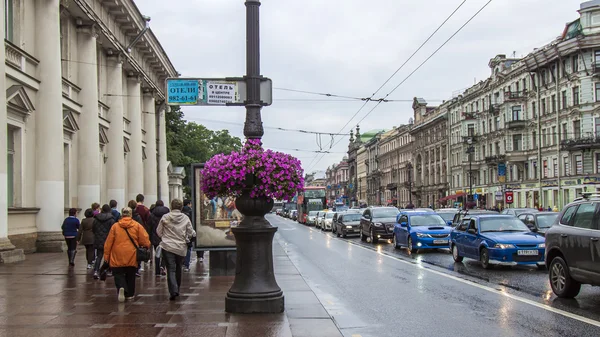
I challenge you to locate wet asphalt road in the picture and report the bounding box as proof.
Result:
[269,214,600,337]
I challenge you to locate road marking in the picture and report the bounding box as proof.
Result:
[280,219,600,328]
[351,335,362,337]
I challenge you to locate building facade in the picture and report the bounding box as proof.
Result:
[2,0,177,259]
[446,1,600,209]
[411,99,449,208]
[378,124,413,207]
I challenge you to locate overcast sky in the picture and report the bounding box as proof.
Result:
[138,0,578,174]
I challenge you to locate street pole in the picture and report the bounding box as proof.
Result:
[407,163,413,206]
[226,0,284,314]
[469,150,473,209]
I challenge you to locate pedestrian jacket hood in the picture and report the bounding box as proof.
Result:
[157,210,196,257]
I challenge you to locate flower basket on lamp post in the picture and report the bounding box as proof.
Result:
[202,139,304,313]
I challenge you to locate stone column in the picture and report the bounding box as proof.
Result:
[76,25,100,214]
[126,75,144,201]
[105,54,126,208]
[35,0,66,252]
[157,106,169,202]
[0,3,24,262]
[142,92,157,203]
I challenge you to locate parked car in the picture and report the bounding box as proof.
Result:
[545,198,600,298]
[517,212,558,236]
[501,208,539,217]
[335,212,362,238]
[321,212,335,231]
[306,211,318,226]
[291,210,298,221]
[450,214,545,269]
[393,211,453,253]
[360,207,400,243]
[315,211,327,229]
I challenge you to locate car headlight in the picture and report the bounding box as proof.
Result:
[416,233,427,238]
[373,223,383,227]
[538,243,545,248]
[346,225,352,229]
[494,243,515,249]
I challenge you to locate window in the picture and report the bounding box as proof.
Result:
[482,121,486,133]
[522,78,527,91]
[597,153,600,173]
[532,131,537,149]
[572,55,579,72]
[467,124,474,137]
[512,106,521,121]
[562,123,567,141]
[564,157,570,176]
[572,203,596,230]
[542,99,546,114]
[5,0,13,42]
[573,86,580,105]
[554,158,558,177]
[542,128,547,147]
[513,134,522,151]
[7,127,15,207]
[543,160,548,178]
[574,120,581,139]
[552,94,556,112]
[552,126,557,145]
[560,205,578,225]
[596,83,600,102]
[561,59,567,77]
[494,117,500,131]
[482,145,486,157]
[532,102,537,118]
[575,154,583,175]
[596,118,600,138]
[562,90,567,109]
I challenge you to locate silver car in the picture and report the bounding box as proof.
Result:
[306,211,318,226]
[321,212,335,231]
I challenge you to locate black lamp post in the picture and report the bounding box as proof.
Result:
[465,137,475,210]
[226,0,284,314]
[407,162,413,206]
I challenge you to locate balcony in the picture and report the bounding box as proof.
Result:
[386,183,398,190]
[560,137,600,151]
[484,154,506,165]
[504,90,528,101]
[506,119,527,129]
[488,104,500,115]
[462,111,477,120]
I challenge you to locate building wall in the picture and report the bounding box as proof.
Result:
[2,0,177,254]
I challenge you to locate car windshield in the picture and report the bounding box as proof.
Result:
[308,211,318,216]
[480,217,531,232]
[409,214,447,226]
[326,213,334,219]
[536,214,558,228]
[514,209,538,216]
[436,212,455,222]
[343,214,361,222]
[372,209,399,218]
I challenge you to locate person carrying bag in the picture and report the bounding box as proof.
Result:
[103,207,151,302]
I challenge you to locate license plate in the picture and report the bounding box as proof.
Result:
[433,240,448,244]
[517,250,538,256]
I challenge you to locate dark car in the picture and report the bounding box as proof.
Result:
[436,209,459,226]
[335,212,362,238]
[360,207,399,243]
[517,212,558,236]
[501,208,539,217]
[545,198,600,298]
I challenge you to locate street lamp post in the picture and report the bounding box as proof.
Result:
[465,137,475,210]
[407,162,413,206]
[225,0,284,314]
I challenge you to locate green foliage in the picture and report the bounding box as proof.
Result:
[166,105,242,195]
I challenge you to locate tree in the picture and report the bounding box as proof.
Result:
[166,106,242,195]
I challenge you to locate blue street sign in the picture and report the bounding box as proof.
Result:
[166,79,199,105]
[498,163,506,176]
[474,193,479,200]
[348,183,354,189]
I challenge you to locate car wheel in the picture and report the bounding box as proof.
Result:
[452,244,463,263]
[369,228,379,244]
[407,237,417,254]
[480,248,492,269]
[549,256,581,298]
[393,234,399,249]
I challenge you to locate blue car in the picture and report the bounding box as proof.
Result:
[393,211,453,253]
[450,214,546,269]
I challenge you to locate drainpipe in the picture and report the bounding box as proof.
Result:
[537,71,543,208]
[126,17,151,53]
[555,65,562,210]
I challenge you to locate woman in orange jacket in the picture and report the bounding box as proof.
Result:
[104,207,151,302]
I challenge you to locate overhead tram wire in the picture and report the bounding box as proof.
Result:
[184,117,350,136]
[305,0,469,172]
[273,88,445,102]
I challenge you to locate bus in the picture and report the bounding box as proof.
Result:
[297,186,327,224]
[272,200,283,213]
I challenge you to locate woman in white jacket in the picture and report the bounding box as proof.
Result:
[157,199,196,300]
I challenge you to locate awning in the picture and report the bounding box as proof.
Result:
[445,192,466,200]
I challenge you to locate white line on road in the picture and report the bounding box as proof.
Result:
[295,224,600,328]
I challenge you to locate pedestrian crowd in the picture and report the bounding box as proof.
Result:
[61,194,200,302]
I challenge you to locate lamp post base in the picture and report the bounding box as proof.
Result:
[225,226,284,314]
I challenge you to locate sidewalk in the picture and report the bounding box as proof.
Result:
[0,238,342,337]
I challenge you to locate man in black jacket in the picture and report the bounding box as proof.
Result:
[147,200,170,276]
[92,204,115,279]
